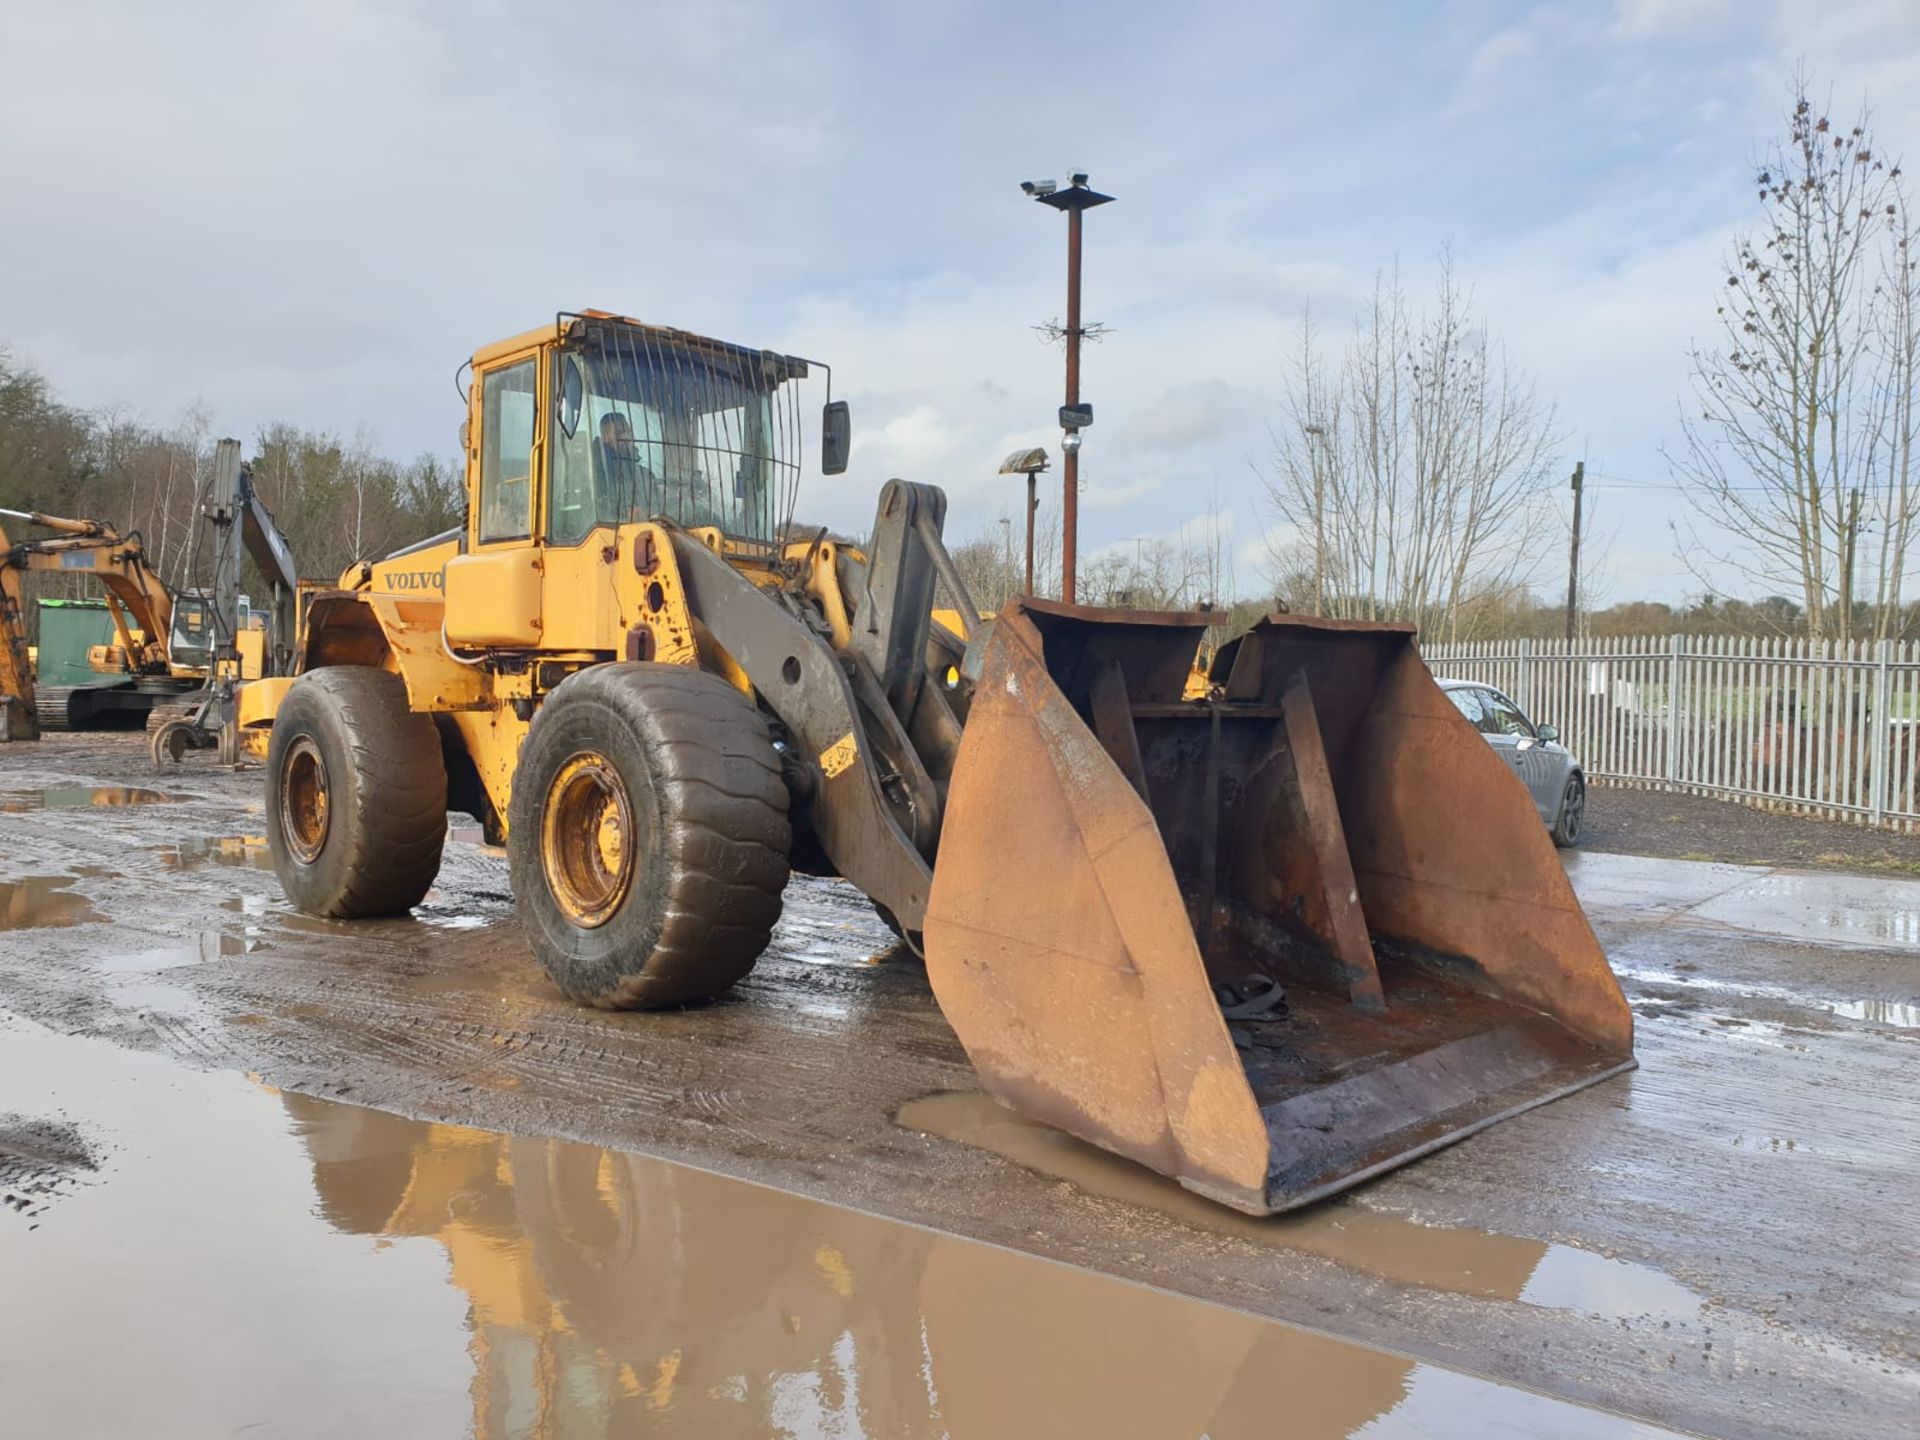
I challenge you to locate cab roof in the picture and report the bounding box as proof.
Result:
[470,309,810,383]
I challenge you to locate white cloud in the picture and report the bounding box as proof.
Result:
[1611,0,1736,41]
[1118,378,1264,451]
[1465,28,1537,91]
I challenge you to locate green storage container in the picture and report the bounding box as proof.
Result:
[35,598,124,688]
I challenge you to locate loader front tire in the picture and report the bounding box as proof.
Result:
[266,667,448,917]
[509,663,791,1009]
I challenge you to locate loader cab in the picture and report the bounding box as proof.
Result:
[545,315,816,547]
[448,312,832,649]
[462,313,821,551]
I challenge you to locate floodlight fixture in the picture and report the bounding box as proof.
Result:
[998,446,1051,475]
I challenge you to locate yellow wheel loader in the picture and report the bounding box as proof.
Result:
[259,309,1633,1214]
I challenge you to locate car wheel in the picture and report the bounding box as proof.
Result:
[1551,773,1585,848]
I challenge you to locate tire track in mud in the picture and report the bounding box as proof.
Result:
[0,1111,98,1224]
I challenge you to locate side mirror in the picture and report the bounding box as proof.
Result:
[556,357,584,441]
[822,400,851,476]
[1537,723,1559,743]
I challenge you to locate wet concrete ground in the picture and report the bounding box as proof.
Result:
[2,734,1918,1438]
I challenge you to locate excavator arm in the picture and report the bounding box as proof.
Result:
[0,510,176,672]
[0,508,180,741]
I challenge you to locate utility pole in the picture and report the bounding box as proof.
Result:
[996,447,1050,599]
[1025,477,1036,597]
[1565,460,1584,642]
[1021,174,1113,605]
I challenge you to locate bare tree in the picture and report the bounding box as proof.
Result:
[1673,80,1919,642]
[1261,262,1561,640]
[944,498,1063,615]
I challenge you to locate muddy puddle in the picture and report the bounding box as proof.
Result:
[0,876,102,930]
[899,1092,1703,1323]
[0,1019,1685,1440]
[0,785,179,813]
[773,874,900,967]
[99,933,260,973]
[155,835,273,871]
[1614,963,1920,1030]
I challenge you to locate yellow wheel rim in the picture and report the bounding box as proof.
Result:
[541,752,635,928]
[280,735,331,864]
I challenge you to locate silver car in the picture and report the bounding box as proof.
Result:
[1437,679,1585,847]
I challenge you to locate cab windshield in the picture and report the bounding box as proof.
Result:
[549,323,807,546]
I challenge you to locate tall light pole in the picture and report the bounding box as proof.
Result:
[1021,173,1113,605]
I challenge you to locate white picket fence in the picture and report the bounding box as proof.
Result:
[1418,634,1920,831]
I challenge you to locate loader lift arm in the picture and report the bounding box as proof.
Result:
[666,481,971,935]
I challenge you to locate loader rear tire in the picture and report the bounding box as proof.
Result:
[266,667,448,917]
[509,663,791,1009]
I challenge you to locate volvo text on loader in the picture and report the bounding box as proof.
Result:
[257,310,1634,1214]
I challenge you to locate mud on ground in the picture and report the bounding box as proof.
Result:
[1,732,1917,1440]
[1584,781,1920,876]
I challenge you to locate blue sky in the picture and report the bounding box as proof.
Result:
[2,0,1916,602]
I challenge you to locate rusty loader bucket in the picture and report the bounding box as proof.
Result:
[922,601,1634,1214]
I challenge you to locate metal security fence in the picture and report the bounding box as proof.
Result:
[1419,635,1920,831]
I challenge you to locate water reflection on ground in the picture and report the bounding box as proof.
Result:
[0,1021,1682,1439]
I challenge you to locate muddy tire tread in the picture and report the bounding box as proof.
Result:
[269,667,447,917]
[509,663,791,1010]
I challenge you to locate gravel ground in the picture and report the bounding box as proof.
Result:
[1582,781,1920,876]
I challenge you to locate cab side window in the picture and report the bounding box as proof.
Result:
[478,359,537,544]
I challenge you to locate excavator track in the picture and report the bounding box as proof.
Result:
[34,687,78,732]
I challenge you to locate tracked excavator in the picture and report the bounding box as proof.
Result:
[256,310,1633,1213]
[0,506,195,740]
[1,439,299,751]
